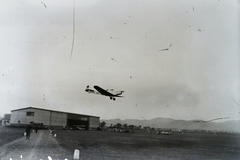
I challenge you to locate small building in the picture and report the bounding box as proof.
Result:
[2,114,11,126]
[10,107,100,130]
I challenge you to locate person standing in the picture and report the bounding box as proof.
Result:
[35,125,38,133]
[25,125,31,140]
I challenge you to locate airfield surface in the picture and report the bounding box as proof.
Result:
[0,127,70,160]
[0,126,240,160]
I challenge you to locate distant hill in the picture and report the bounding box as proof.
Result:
[101,117,240,132]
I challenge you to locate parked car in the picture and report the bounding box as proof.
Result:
[161,131,172,135]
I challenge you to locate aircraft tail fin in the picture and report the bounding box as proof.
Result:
[116,91,124,95]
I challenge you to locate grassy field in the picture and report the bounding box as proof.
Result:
[0,126,25,146]
[54,130,240,160]
[1,127,240,160]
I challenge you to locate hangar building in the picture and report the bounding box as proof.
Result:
[10,107,100,130]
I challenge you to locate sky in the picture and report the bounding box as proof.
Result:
[0,0,239,121]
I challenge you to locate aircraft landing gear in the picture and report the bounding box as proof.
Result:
[110,97,116,101]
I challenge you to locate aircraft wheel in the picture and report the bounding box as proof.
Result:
[110,97,112,100]
[113,98,116,101]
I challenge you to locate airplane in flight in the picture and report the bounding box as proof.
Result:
[85,85,124,101]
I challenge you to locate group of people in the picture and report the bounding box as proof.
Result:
[25,125,38,140]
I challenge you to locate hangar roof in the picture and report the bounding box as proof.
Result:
[11,107,100,118]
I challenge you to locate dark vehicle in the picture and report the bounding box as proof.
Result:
[32,123,47,129]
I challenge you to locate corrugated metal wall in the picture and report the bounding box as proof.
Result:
[89,117,100,128]
[50,112,67,126]
[10,108,99,129]
[10,108,51,125]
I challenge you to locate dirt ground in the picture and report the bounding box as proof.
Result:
[1,126,240,160]
[0,127,71,160]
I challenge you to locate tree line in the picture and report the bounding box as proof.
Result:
[100,121,156,130]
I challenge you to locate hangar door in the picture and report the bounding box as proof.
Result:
[67,114,89,129]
